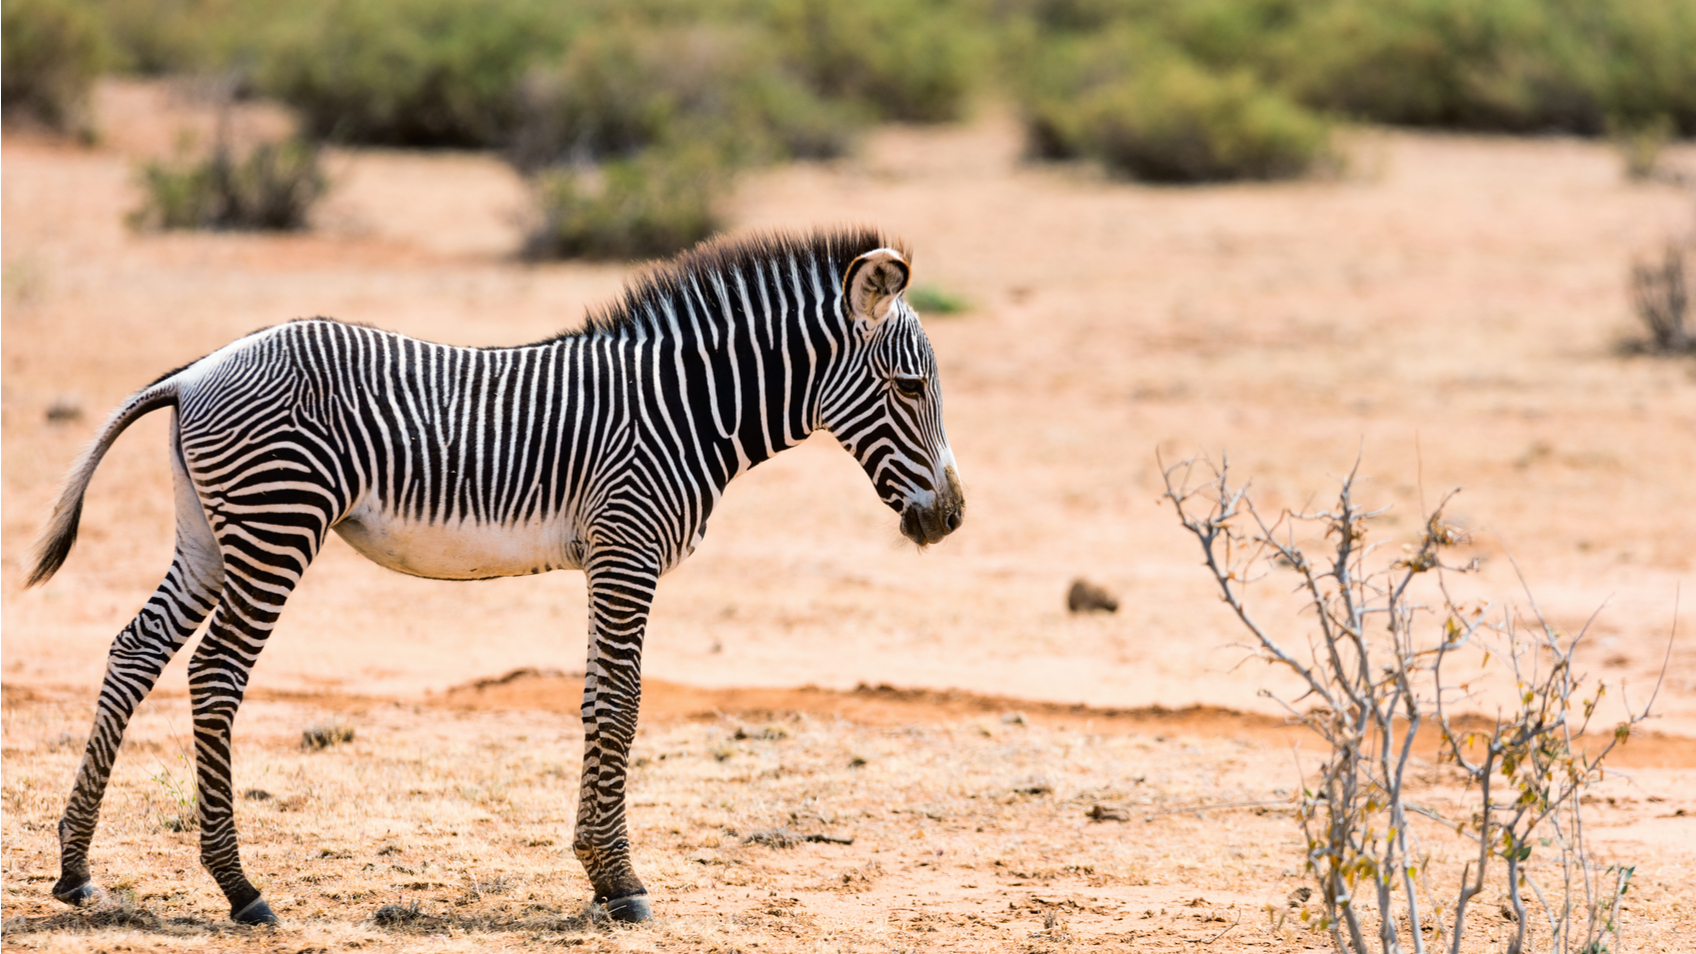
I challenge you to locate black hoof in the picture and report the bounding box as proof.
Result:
[232,896,280,925]
[604,892,651,923]
[52,879,99,906]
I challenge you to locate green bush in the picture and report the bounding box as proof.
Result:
[1006,0,1696,141]
[768,0,984,123]
[1023,29,1330,182]
[84,0,227,75]
[1280,0,1696,135]
[523,144,725,260]
[129,137,328,230]
[906,284,969,315]
[1,0,106,134]
[255,0,574,147]
[1575,0,1696,135]
[510,22,858,172]
[1273,0,1602,132]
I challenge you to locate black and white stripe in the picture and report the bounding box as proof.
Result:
[28,227,964,924]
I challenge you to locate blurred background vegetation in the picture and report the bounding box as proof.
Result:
[5,0,1693,252]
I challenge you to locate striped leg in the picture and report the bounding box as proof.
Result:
[574,549,658,922]
[187,509,326,925]
[54,548,222,905]
[56,422,224,907]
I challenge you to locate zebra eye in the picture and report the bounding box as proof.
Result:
[892,376,926,398]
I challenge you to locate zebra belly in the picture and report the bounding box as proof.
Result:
[332,501,577,580]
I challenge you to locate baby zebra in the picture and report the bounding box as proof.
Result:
[28,227,964,924]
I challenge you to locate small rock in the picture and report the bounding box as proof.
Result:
[1013,777,1052,796]
[1067,578,1118,613]
[1086,804,1130,822]
[45,397,83,423]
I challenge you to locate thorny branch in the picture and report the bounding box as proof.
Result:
[1159,455,1670,954]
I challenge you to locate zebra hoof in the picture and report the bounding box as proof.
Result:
[52,879,100,906]
[232,896,280,925]
[604,892,651,923]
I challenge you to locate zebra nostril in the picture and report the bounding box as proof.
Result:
[945,511,960,531]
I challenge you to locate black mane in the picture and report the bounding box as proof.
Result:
[578,227,907,337]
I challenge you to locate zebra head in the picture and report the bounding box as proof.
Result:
[827,248,964,546]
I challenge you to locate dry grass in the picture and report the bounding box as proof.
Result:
[5,685,1694,952]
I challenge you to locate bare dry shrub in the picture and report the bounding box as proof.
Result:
[1627,241,1693,356]
[1162,456,1669,954]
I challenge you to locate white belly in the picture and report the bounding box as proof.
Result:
[332,499,577,580]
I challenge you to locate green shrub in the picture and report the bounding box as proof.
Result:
[768,0,984,123]
[1089,64,1328,182]
[523,144,725,260]
[255,0,574,147]
[1023,29,1330,182]
[129,136,327,230]
[906,284,969,315]
[85,0,225,75]
[1273,0,1602,132]
[1576,0,1696,135]
[1,0,106,134]
[510,22,858,172]
[1007,0,1696,140]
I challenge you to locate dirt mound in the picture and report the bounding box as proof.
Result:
[435,667,1696,768]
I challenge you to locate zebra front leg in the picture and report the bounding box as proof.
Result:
[55,551,222,906]
[575,551,659,922]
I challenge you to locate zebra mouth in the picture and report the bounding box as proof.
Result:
[900,502,962,546]
[897,465,964,546]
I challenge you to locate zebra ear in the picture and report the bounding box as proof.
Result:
[843,248,910,328]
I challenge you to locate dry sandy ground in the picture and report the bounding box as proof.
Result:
[4,80,1696,951]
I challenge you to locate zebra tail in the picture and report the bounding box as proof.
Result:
[26,380,181,588]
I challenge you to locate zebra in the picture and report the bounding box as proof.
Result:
[26,227,964,925]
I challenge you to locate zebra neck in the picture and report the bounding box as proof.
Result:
[620,263,848,491]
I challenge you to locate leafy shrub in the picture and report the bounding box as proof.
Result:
[1579,0,1696,135]
[509,22,858,173]
[1273,0,1603,133]
[82,0,228,75]
[1612,114,1674,182]
[1007,0,1696,143]
[1,0,106,134]
[129,136,327,230]
[1023,30,1330,182]
[523,144,726,261]
[768,0,984,123]
[255,0,574,147]
[906,284,969,315]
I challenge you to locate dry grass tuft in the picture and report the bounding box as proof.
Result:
[300,720,355,751]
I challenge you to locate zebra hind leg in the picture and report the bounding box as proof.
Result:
[186,511,326,926]
[186,603,281,925]
[54,544,223,906]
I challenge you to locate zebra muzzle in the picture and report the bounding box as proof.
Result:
[900,466,964,546]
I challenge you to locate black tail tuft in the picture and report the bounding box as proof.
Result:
[26,499,82,588]
[25,379,179,588]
